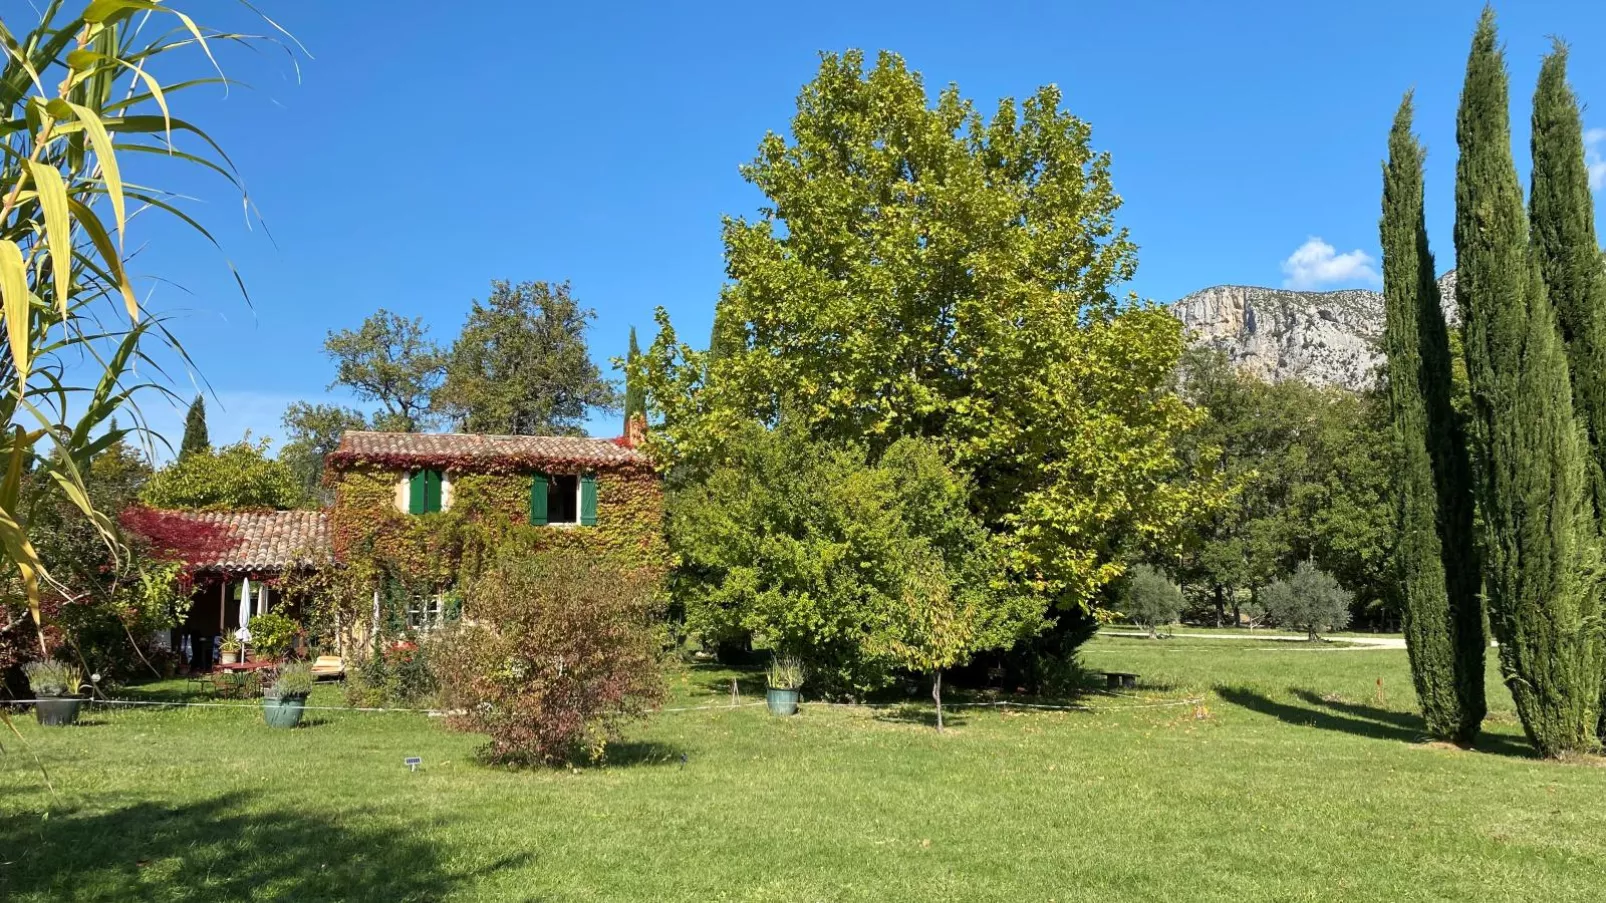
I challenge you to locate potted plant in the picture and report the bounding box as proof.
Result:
[262,662,314,728]
[24,660,84,726]
[766,655,804,716]
[220,639,241,665]
[247,611,297,662]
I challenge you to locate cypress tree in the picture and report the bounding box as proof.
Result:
[1529,42,1606,741]
[1454,10,1603,757]
[1380,94,1485,744]
[179,395,209,459]
[1530,43,1606,514]
[624,326,646,426]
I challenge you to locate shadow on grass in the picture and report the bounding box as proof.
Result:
[0,790,532,902]
[1218,686,1534,759]
[1288,688,1423,732]
[871,703,971,729]
[690,664,767,699]
[602,740,688,767]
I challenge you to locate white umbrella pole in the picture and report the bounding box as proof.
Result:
[237,576,252,660]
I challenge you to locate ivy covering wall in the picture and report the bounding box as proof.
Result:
[328,463,669,590]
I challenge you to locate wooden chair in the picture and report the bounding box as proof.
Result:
[310,655,346,681]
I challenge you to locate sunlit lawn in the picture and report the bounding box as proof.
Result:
[4,635,1605,902]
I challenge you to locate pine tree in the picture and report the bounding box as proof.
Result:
[1380,94,1485,744]
[180,395,209,459]
[624,325,646,426]
[1454,10,1603,757]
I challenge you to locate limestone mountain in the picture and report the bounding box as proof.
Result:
[1169,273,1458,391]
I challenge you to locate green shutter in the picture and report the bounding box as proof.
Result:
[580,474,598,526]
[529,473,549,526]
[407,470,425,515]
[424,469,442,513]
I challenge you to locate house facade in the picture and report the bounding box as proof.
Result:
[129,428,666,663]
[323,431,667,579]
[139,508,331,668]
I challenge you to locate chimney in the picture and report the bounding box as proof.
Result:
[624,412,647,449]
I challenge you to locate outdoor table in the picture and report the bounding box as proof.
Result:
[215,660,276,673]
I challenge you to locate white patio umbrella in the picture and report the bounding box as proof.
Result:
[234,576,253,656]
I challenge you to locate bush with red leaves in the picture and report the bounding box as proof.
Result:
[433,550,666,766]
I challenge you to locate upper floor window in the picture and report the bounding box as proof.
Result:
[407,469,443,514]
[530,472,597,526]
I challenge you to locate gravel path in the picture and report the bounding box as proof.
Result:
[1099,629,1406,649]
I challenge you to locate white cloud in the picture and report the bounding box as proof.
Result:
[1585,128,1606,191]
[1280,237,1379,290]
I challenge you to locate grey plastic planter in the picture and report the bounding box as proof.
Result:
[34,696,82,726]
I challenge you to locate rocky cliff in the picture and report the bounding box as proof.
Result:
[1169,273,1458,391]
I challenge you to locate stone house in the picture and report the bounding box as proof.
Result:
[133,427,665,662]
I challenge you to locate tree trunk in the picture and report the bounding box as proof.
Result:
[933,670,943,733]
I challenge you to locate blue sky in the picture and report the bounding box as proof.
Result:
[117,0,1606,451]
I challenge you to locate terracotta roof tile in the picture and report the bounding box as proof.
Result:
[327,430,646,472]
[144,509,331,573]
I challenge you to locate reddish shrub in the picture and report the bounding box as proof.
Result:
[433,551,666,765]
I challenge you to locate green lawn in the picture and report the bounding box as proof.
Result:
[4,636,1605,902]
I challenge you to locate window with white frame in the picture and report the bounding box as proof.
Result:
[406,593,446,631]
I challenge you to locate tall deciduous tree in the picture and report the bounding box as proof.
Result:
[1530,44,1606,517]
[324,310,445,433]
[180,396,209,459]
[141,439,305,512]
[706,300,741,371]
[642,51,1219,615]
[1173,348,1398,628]
[1380,94,1485,744]
[279,403,370,504]
[1455,11,1602,757]
[436,281,617,436]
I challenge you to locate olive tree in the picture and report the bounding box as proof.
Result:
[1262,562,1353,641]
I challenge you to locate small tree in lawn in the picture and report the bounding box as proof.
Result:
[881,562,971,732]
[1262,562,1352,641]
[1120,566,1182,638]
[872,439,1035,731]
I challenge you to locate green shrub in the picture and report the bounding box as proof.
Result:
[24,660,81,697]
[1119,566,1183,637]
[433,550,667,766]
[345,638,437,708]
[139,438,305,511]
[668,422,1041,696]
[247,611,298,661]
[1262,562,1353,640]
